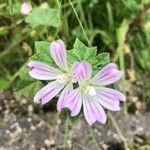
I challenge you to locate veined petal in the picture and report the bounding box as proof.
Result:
[50,40,67,70]
[83,94,96,125]
[28,61,61,80]
[92,63,122,86]
[97,87,126,101]
[92,99,107,124]
[83,94,106,126]
[34,81,64,104]
[57,83,73,111]
[95,88,121,111]
[73,61,92,82]
[64,89,82,116]
[94,63,117,79]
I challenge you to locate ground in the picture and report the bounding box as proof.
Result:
[0,90,150,150]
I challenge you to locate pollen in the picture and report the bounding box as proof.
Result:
[85,86,96,96]
[56,74,68,84]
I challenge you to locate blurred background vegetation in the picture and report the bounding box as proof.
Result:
[0,0,150,111]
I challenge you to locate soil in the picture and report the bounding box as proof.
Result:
[0,90,150,150]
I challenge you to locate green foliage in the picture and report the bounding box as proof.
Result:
[31,41,54,65]
[15,41,53,99]
[0,78,9,90]
[15,80,43,100]
[0,26,8,36]
[67,39,109,70]
[25,7,61,28]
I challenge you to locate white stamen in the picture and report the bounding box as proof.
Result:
[56,74,67,84]
[85,86,96,96]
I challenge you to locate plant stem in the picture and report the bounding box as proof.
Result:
[63,116,69,149]
[68,0,91,47]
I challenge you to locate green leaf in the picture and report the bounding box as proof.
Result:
[31,41,54,65]
[0,26,8,36]
[93,53,110,70]
[15,80,43,100]
[0,78,10,90]
[67,39,97,64]
[19,65,33,81]
[67,39,110,73]
[25,7,61,28]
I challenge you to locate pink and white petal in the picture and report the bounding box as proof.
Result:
[83,94,97,126]
[93,63,117,79]
[34,81,64,104]
[64,89,82,116]
[97,87,126,101]
[57,83,73,111]
[73,61,92,82]
[50,40,67,70]
[28,61,61,80]
[92,68,122,86]
[89,98,107,124]
[95,89,121,111]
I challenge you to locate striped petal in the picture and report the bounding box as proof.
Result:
[92,63,122,86]
[73,61,92,83]
[28,61,61,80]
[95,88,121,111]
[34,81,64,104]
[64,89,82,116]
[57,83,73,111]
[97,87,126,101]
[83,94,107,126]
[50,40,67,70]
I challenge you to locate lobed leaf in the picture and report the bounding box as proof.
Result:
[25,7,61,28]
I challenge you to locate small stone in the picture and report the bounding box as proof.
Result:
[16,126,23,134]
[36,121,44,128]
[57,119,61,125]
[5,130,10,134]
[49,139,55,146]
[44,139,50,146]
[27,117,32,123]
[67,140,72,148]
[28,105,33,112]
[22,98,27,104]
[30,125,36,131]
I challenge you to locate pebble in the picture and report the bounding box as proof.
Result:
[27,117,32,123]
[30,125,36,131]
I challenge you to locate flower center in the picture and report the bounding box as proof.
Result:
[56,74,68,84]
[85,86,96,96]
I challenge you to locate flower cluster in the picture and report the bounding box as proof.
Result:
[28,40,125,125]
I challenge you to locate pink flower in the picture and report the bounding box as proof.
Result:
[28,40,74,110]
[21,2,32,15]
[63,61,126,126]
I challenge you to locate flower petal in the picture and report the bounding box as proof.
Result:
[57,83,73,111]
[83,94,106,126]
[34,81,64,104]
[92,99,107,124]
[21,2,32,15]
[50,40,67,70]
[92,63,122,86]
[64,89,82,116]
[97,87,126,101]
[73,61,92,82]
[28,61,61,80]
[95,88,121,111]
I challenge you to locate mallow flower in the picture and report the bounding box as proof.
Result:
[21,2,32,15]
[28,40,74,110]
[63,61,126,125]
